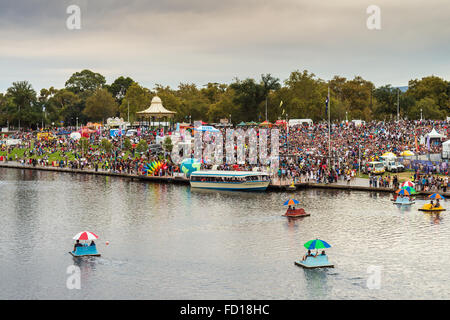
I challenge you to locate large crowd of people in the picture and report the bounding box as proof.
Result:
[1,120,449,191]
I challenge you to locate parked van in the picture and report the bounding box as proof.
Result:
[365,161,385,175]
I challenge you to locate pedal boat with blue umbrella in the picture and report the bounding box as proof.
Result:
[283,199,310,217]
[295,239,334,269]
[393,189,415,205]
[70,231,101,257]
[419,193,446,212]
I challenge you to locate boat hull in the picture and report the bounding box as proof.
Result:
[419,204,446,212]
[284,208,310,217]
[295,255,334,269]
[190,180,270,191]
[419,208,446,212]
[70,245,101,257]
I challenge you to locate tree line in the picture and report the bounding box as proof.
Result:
[0,69,448,129]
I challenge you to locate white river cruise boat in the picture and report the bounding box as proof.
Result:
[189,170,270,191]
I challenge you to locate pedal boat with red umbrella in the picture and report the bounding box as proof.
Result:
[70,231,101,257]
[283,199,310,217]
[295,239,334,269]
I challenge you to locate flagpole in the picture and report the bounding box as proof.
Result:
[328,87,331,162]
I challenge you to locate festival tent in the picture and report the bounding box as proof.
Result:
[259,121,272,127]
[426,128,445,139]
[70,132,81,140]
[442,140,450,159]
[381,152,397,159]
[275,120,287,127]
[246,121,259,126]
[237,121,247,127]
[400,150,415,156]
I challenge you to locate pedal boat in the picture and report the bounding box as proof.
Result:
[286,182,297,191]
[393,197,415,205]
[295,253,334,269]
[70,244,101,257]
[284,208,310,218]
[419,203,446,212]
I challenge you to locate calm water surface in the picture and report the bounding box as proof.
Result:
[0,168,448,299]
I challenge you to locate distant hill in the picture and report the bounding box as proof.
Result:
[395,86,408,92]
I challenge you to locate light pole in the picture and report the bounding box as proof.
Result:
[346,111,348,122]
[265,96,268,122]
[76,117,78,131]
[128,100,130,124]
[397,88,400,121]
[420,108,423,121]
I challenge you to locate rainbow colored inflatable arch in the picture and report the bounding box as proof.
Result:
[143,161,168,176]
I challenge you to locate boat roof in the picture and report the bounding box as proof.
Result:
[191,170,269,177]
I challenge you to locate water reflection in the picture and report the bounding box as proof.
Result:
[303,269,330,299]
[2,168,450,299]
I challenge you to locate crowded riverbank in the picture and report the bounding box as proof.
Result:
[3,160,450,197]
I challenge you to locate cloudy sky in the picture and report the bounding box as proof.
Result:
[0,0,449,93]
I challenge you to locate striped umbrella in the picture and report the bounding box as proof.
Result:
[73,231,99,240]
[400,186,417,194]
[396,189,411,196]
[401,181,415,188]
[304,239,331,250]
[284,199,300,206]
[428,193,445,200]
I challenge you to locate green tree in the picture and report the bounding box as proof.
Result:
[124,138,132,151]
[407,76,449,116]
[101,138,113,153]
[107,76,135,104]
[340,76,375,121]
[83,89,118,122]
[230,78,265,122]
[6,81,39,129]
[373,85,398,119]
[282,70,327,122]
[409,97,444,120]
[261,74,281,121]
[119,82,152,123]
[163,136,173,152]
[79,137,89,155]
[65,69,106,95]
[136,139,148,153]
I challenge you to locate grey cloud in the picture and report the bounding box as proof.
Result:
[0,0,448,92]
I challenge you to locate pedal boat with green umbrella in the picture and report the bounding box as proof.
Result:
[70,231,101,257]
[283,199,310,218]
[295,239,334,269]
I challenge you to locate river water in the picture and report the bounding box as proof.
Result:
[0,167,448,299]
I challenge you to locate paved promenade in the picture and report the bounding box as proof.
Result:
[0,161,448,196]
